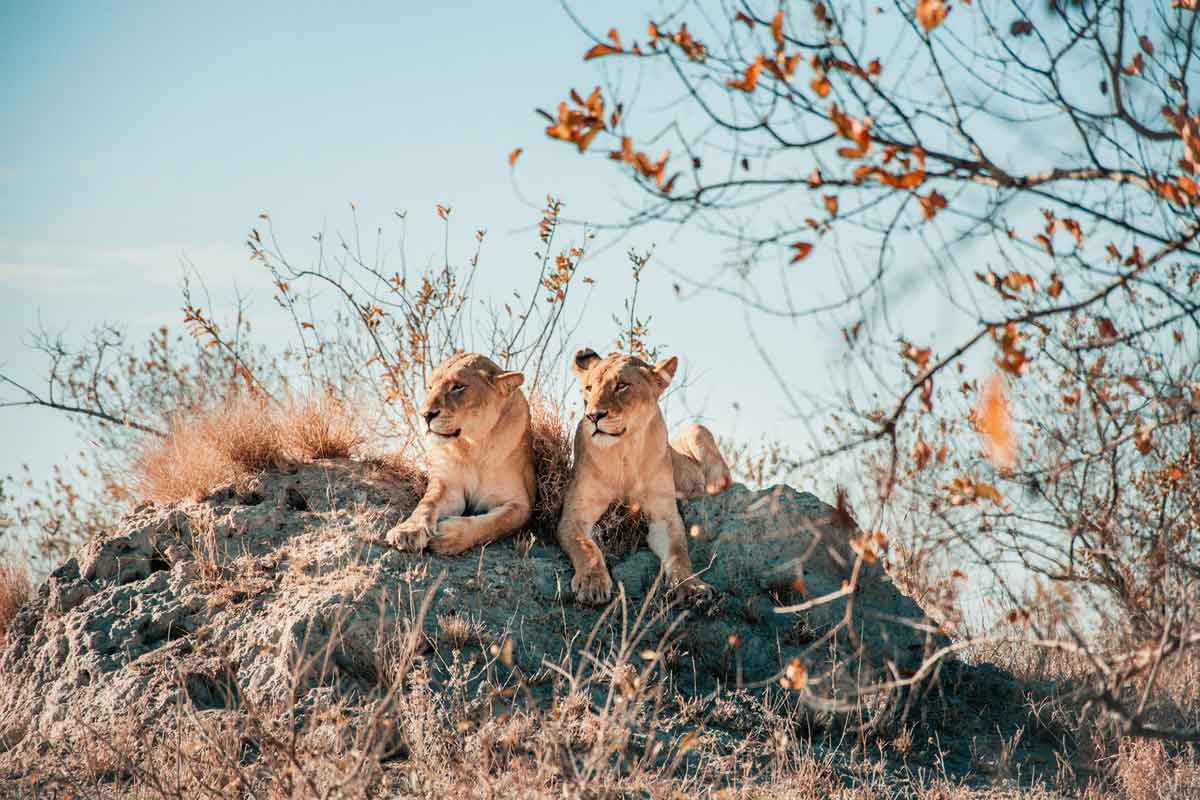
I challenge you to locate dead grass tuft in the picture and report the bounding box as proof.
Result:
[135,416,239,505]
[135,390,373,505]
[528,394,574,539]
[1110,737,1200,800]
[211,393,286,471]
[282,390,365,461]
[0,557,31,645]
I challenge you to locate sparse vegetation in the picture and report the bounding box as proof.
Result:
[1,1,1199,795]
[0,559,30,647]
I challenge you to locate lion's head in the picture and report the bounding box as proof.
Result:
[420,353,525,444]
[571,348,677,448]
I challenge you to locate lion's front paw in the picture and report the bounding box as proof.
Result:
[427,518,473,556]
[571,564,613,605]
[386,517,435,552]
[671,576,715,607]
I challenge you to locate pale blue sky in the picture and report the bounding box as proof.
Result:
[0,2,966,519]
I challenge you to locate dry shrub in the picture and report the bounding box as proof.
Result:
[528,394,573,539]
[281,390,365,461]
[135,392,356,505]
[1110,738,1200,800]
[135,416,238,505]
[0,558,31,645]
[209,393,286,472]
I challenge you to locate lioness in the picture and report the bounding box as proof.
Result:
[385,353,535,555]
[557,348,732,605]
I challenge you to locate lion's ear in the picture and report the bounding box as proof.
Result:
[494,370,525,396]
[647,356,678,393]
[572,348,600,380]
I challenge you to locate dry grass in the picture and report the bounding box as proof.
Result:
[1108,738,1200,800]
[5,551,1197,799]
[281,390,365,461]
[0,557,31,645]
[528,394,574,539]
[135,391,370,505]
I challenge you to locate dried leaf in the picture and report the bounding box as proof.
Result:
[976,373,1016,471]
[779,656,808,690]
[728,56,764,92]
[508,148,523,167]
[916,0,948,31]
[974,482,1003,504]
[823,195,839,216]
[902,341,932,370]
[918,190,947,220]
[1010,19,1033,36]
[584,43,623,60]
[789,241,814,262]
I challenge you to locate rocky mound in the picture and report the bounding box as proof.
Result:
[0,459,942,755]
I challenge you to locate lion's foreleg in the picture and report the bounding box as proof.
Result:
[642,495,713,600]
[386,478,460,552]
[427,499,531,555]
[556,491,613,605]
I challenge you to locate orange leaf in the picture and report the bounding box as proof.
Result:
[770,10,785,48]
[1122,52,1144,75]
[584,43,623,60]
[735,10,755,27]
[916,0,948,31]
[508,148,523,167]
[810,76,831,97]
[1139,35,1154,56]
[902,341,932,370]
[1047,272,1064,298]
[436,204,451,220]
[790,241,814,262]
[824,195,839,216]
[1096,317,1119,340]
[728,56,764,92]
[976,373,1016,471]
[974,482,1003,504]
[1034,233,1054,257]
[607,27,622,49]
[918,190,947,220]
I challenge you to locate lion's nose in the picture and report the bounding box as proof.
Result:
[585,411,608,425]
[423,409,440,424]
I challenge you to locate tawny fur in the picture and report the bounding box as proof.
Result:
[385,353,535,555]
[557,349,732,605]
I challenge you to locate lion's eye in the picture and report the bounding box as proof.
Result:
[616,382,629,393]
[450,383,466,394]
